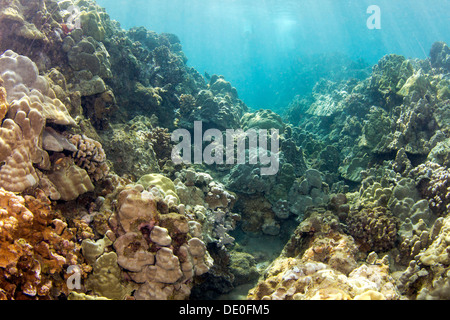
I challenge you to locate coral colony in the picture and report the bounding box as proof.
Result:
[0,0,450,302]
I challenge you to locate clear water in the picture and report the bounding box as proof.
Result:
[96,0,450,111]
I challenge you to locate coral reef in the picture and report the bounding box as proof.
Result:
[0,50,76,125]
[63,31,111,97]
[241,109,284,131]
[288,169,329,218]
[410,161,450,216]
[430,42,450,72]
[0,77,7,120]
[98,116,162,179]
[144,126,174,170]
[0,0,449,302]
[0,104,48,192]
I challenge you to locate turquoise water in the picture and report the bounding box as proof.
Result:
[96,0,450,111]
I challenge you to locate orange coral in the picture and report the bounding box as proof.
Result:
[0,188,86,300]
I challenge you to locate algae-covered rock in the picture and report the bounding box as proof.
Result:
[369,54,414,107]
[397,71,431,98]
[428,138,450,167]
[359,106,391,151]
[432,99,450,128]
[371,54,414,95]
[338,153,371,182]
[229,251,259,286]
[99,116,161,179]
[377,98,438,155]
[436,79,450,101]
[288,169,329,216]
[306,79,351,116]
[63,31,111,97]
[179,77,247,130]
[209,75,238,98]
[80,10,106,41]
[430,41,450,72]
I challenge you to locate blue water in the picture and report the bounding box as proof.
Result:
[96,0,450,112]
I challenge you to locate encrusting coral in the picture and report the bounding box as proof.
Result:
[0,188,87,300]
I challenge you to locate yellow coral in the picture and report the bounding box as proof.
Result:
[420,215,450,266]
[137,173,179,204]
[310,288,352,300]
[79,11,106,41]
[0,78,7,121]
[0,188,85,299]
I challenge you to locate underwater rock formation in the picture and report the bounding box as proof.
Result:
[430,41,450,73]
